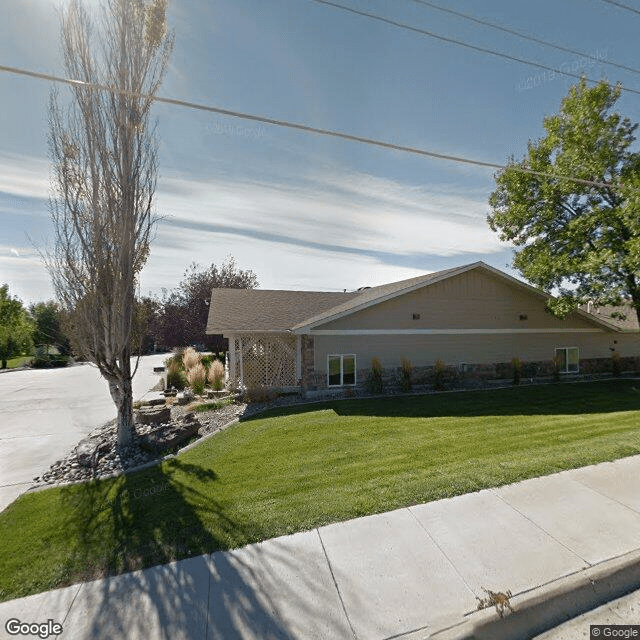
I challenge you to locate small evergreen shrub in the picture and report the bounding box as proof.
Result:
[366,357,384,394]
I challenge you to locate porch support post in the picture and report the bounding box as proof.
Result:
[238,335,244,388]
[295,334,302,384]
[228,333,236,384]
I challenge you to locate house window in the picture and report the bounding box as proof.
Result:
[328,354,356,387]
[555,347,579,373]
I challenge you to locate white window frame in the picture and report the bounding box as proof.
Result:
[555,347,579,373]
[327,354,357,387]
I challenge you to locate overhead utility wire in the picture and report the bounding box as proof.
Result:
[0,63,624,191]
[411,0,640,77]
[600,0,640,16]
[310,0,640,96]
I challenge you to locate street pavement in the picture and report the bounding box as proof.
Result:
[1,454,639,639]
[0,354,167,512]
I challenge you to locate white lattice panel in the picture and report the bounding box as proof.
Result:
[232,334,297,388]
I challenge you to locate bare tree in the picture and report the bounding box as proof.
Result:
[46,0,173,449]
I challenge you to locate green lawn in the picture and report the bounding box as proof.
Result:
[2,379,640,602]
[6,355,33,368]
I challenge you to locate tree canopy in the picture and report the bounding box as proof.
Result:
[488,78,640,324]
[147,257,258,350]
[0,285,34,368]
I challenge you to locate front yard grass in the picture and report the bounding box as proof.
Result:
[2,379,640,602]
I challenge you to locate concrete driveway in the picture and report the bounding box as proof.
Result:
[0,354,167,512]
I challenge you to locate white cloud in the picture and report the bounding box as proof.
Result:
[0,153,50,201]
[155,168,505,261]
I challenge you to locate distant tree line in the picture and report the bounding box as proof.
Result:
[0,257,257,368]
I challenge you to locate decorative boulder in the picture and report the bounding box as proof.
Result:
[139,418,201,454]
[136,406,171,426]
[76,437,104,467]
[177,389,194,405]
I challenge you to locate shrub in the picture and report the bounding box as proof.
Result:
[182,346,201,371]
[166,360,187,390]
[512,357,522,385]
[164,349,184,370]
[186,362,207,395]
[366,357,384,394]
[611,351,622,377]
[551,355,562,382]
[399,357,413,392]
[208,359,225,391]
[432,359,446,391]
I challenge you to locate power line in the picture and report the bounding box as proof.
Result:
[600,0,640,16]
[0,63,627,191]
[310,0,640,96]
[411,0,640,78]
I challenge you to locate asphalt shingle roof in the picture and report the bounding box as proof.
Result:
[206,289,360,333]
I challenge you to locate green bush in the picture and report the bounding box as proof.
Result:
[166,361,187,390]
[366,357,384,394]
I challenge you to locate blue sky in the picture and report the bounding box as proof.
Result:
[2,0,640,304]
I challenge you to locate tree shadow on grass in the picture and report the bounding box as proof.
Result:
[51,458,354,639]
[240,379,640,422]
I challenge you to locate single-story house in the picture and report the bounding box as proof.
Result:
[205,261,640,392]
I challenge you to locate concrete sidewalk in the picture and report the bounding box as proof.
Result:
[2,455,640,640]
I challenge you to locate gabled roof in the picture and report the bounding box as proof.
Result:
[206,289,359,333]
[206,261,622,334]
[580,303,640,332]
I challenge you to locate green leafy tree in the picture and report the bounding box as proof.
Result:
[488,78,640,324]
[0,285,34,368]
[29,301,71,355]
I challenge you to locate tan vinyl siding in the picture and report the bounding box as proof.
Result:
[315,270,600,332]
[312,332,637,374]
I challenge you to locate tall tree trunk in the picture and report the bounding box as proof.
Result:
[109,348,135,450]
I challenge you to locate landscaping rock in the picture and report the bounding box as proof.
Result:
[136,405,171,425]
[177,390,193,405]
[76,437,101,467]
[139,419,201,454]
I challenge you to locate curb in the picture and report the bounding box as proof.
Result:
[427,549,640,640]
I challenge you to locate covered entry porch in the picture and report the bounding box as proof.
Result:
[226,332,302,390]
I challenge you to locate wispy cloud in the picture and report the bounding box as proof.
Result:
[156,168,504,260]
[0,153,50,201]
